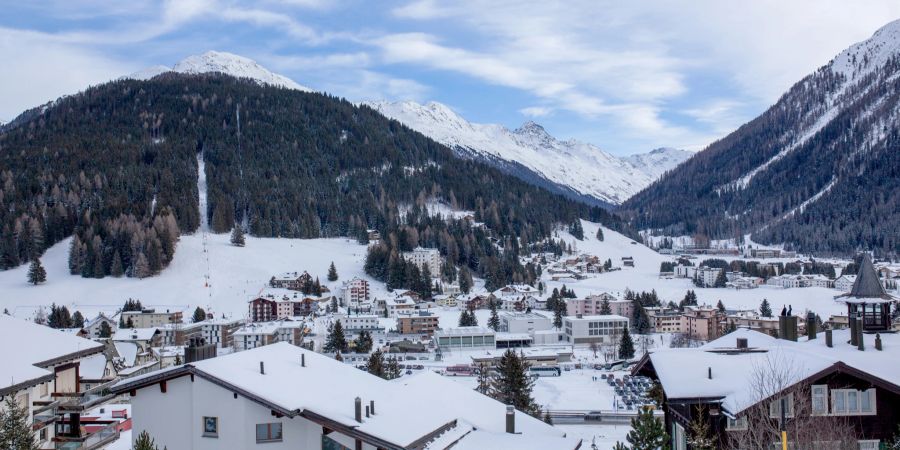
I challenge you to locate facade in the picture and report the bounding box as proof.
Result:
[682,305,724,340]
[696,266,723,287]
[645,308,685,333]
[248,297,278,322]
[232,321,305,352]
[396,312,440,336]
[120,308,184,328]
[499,312,552,334]
[111,343,580,450]
[342,277,371,307]
[157,318,244,349]
[565,293,631,318]
[269,271,312,290]
[337,314,383,333]
[767,274,835,289]
[435,327,497,350]
[724,311,780,335]
[835,274,858,292]
[375,296,416,318]
[402,247,442,274]
[562,315,629,345]
[83,313,118,339]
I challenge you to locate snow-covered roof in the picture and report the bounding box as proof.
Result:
[79,353,109,380]
[114,342,140,367]
[435,327,495,337]
[233,320,305,336]
[646,329,900,416]
[113,343,574,448]
[0,315,104,393]
[112,327,159,342]
[565,314,629,322]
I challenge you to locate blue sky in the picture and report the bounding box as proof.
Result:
[2,1,899,155]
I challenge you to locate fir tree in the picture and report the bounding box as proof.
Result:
[230,225,245,247]
[475,366,492,394]
[109,251,124,277]
[366,349,385,378]
[760,298,773,318]
[354,330,373,353]
[324,321,348,353]
[385,356,402,380]
[612,443,628,450]
[488,302,500,331]
[27,258,47,285]
[596,227,604,241]
[489,350,540,416]
[133,252,151,279]
[458,267,472,294]
[133,430,161,450]
[553,302,564,329]
[71,311,85,328]
[716,299,726,313]
[619,327,635,359]
[0,396,38,450]
[713,269,727,288]
[625,408,668,450]
[98,321,112,338]
[327,261,338,282]
[599,297,612,315]
[542,409,553,425]
[192,307,207,323]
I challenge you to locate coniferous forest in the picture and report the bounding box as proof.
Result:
[0,73,628,282]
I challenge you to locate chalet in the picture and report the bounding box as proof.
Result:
[0,315,116,450]
[633,324,900,449]
[83,313,118,339]
[493,284,540,299]
[269,271,313,291]
[456,293,491,310]
[111,343,579,449]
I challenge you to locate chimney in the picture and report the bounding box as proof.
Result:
[370,400,375,415]
[708,367,712,379]
[736,337,748,350]
[301,354,306,367]
[355,397,362,423]
[505,405,515,434]
[260,361,265,375]
[365,405,370,418]
[576,313,583,319]
[778,315,797,341]
[806,312,817,340]
[849,315,858,346]
[856,317,865,351]
[825,328,833,348]
[875,333,882,351]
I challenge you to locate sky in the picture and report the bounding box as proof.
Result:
[2,1,900,155]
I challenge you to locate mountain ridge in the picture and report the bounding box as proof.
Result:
[127,51,312,91]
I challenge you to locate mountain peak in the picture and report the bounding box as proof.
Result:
[127,51,311,91]
[513,120,550,138]
[830,18,900,81]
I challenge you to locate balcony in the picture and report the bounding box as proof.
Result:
[55,380,118,412]
[54,420,120,450]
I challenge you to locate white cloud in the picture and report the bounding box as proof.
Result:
[519,106,552,118]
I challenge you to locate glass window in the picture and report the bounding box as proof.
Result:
[811,385,828,414]
[833,390,846,414]
[848,391,858,413]
[203,417,218,437]
[256,423,283,443]
[860,389,875,414]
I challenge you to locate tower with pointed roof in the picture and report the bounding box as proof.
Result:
[837,253,895,332]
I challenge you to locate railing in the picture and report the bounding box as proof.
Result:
[56,380,119,412]
[55,421,120,450]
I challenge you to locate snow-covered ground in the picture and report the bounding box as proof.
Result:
[127,51,312,91]
[0,233,383,320]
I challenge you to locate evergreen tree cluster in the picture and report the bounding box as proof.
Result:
[364,246,433,299]
[458,309,479,327]
[0,74,629,277]
[0,396,38,449]
[46,303,80,329]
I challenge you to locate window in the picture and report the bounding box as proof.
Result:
[725,416,747,431]
[832,389,876,416]
[811,385,828,415]
[858,441,880,450]
[202,416,218,437]
[768,393,794,418]
[256,423,283,443]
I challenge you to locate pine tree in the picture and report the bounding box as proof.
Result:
[354,330,373,353]
[475,366,492,394]
[553,302,564,329]
[488,302,500,331]
[192,307,207,323]
[366,349,385,378]
[99,321,112,338]
[760,298,773,318]
[327,262,338,282]
[489,350,540,416]
[542,409,553,425]
[385,356,402,380]
[612,443,628,450]
[625,408,668,450]
[27,258,47,285]
[0,396,38,450]
[596,227,604,241]
[133,430,161,450]
[324,321,348,353]
[133,252,151,279]
[230,225,245,247]
[71,311,85,328]
[619,327,635,359]
[599,297,612,315]
[458,266,472,294]
[110,251,124,277]
[713,269,727,288]
[716,299,726,313]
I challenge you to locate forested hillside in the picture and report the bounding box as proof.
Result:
[623,21,900,257]
[0,73,626,284]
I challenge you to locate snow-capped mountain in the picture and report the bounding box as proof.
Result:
[364,100,691,205]
[127,51,311,91]
[624,18,900,255]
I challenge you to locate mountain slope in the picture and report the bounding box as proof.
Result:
[0,71,627,287]
[127,51,311,91]
[364,100,691,206]
[623,19,900,256]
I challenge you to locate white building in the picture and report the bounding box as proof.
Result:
[83,312,118,339]
[696,266,723,287]
[232,321,305,352]
[435,327,497,350]
[835,274,858,291]
[375,296,416,318]
[562,314,629,345]
[337,314,383,333]
[111,343,579,450]
[0,315,112,450]
[500,312,552,334]
[767,274,834,289]
[342,277,371,307]
[402,247,442,274]
[674,264,697,279]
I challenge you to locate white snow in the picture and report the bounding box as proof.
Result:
[126,51,311,92]
[831,18,900,82]
[196,153,209,233]
[364,100,691,205]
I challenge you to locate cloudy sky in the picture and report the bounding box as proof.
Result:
[2,1,899,155]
